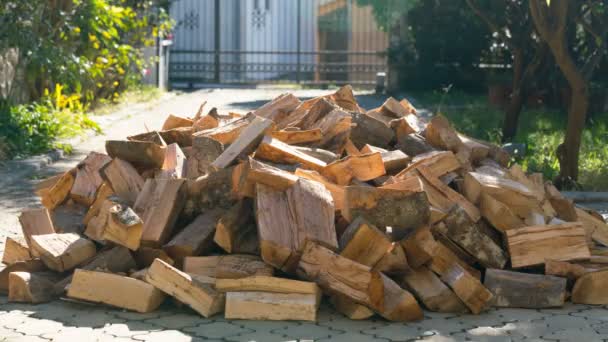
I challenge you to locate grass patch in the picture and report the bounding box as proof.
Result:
[411,90,608,191]
[90,85,163,116]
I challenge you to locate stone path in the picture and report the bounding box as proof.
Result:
[1,88,608,342]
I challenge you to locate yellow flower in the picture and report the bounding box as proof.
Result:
[93,42,100,49]
[96,82,103,88]
[73,27,81,34]
[102,31,112,40]
[44,88,50,96]
[88,34,97,42]
[113,81,119,87]
[117,67,125,75]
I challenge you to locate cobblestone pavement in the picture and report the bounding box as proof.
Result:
[1,88,608,342]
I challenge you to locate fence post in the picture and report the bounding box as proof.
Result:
[296,0,302,84]
[214,0,221,83]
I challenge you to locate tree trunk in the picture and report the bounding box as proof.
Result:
[502,49,525,143]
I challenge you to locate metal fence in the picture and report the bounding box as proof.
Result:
[168,0,389,86]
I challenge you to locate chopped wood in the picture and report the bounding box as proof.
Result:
[255,136,327,172]
[506,223,591,268]
[438,262,493,314]
[183,255,273,279]
[216,276,319,295]
[83,183,114,225]
[545,259,589,280]
[105,140,165,169]
[225,291,320,321]
[213,199,259,254]
[195,113,256,145]
[372,242,410,275]
[399,266,467,313]
[34,174,62,198]
[101,158,144,204]
[40,169,76,210]
[294,168,345,211]
[2,236,32,265]
[401,226,437,268]
[380,150,411,173]
[159,143,187,179]
[211,116,275,169]
[68,269,165,312]
[575,207,608,247]
[30,233,96,272]
[339,217,392,267]
[310,108,352,154]
[323,153,386,185]
[9,271,62,303]
[271,128,323,145]
[134,178,187,247]
[162,114,193,130]
[234,158,299,198]
[163,208,224,264]
[330,294,375,320]
[350,112,395,149]
[19,208,56,252]
[484,269,566,308]
[86,197,143,250]
[479,193,524,232]
[254,93,301,122]
[256,180,336,272]
[187,135,224,179]
[145,259,225,317]
[0,260,47,294]
[70,152,112,205]
[293,146,339,163]
[396,133,435,157]
[571,270,608,304]
[343,186,429,240]
[134,247,174,268]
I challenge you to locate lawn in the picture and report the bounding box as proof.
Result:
[411,90,608,191]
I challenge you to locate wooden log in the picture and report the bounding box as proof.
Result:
[8,271,61,303]
[293,146,339,163]
[162,114,193,130]
[0,260,47,294]
[134,247,174,268]
[51,202,87,235]
[145,259,225,317]
[442,206,507,269]
[323,153,386,185]
[545,259,589,280]
[163,208,224,264]
[183,255,274,279]
[297,241,423,321]
[213,199,259,254]
[339,216,392,267]
[399,266,467,313]
[330,294,375,320]
[571,270,608,304]
[343,186,429,240]
[225,291,320,321]
[271,128,323,145]
[234,158,299,198]
[396,133,435,157]
[505,223,591,268]
[484,269,567,308]
[350,112,395,149]
[19,209,56,252]
[253,93,301,122]
[68,269,165,313]
[381,150,411,174]
[424,114,464,152]
[373,242,410,275]
[2,236,32,265]
[193,109,220,132]
[159,143,187,179]
[195,113,256,145]
[101,158,144,204]
[256,179,337,272]
[186,166,234,213]
[479,193,525,232]
[30,233,96,272]
[40,169,75,210]
[83,183,114,225]
[216,276,319,295]
[575,207,608,247]
[295,168,345,211]
[211,116,275,169]
[70,152,112,205]
[311,108,352,154]
[255,136,327,172]
[438,263,493,314]
[54,246,137,295]
[134,178,187,247]
[458,134,490,163]
[34,174,62,198]
[401,226,436,268]
[105,140,165,169]
[395,151,460,180]
[86,197,143,250]
[187,135,224,179]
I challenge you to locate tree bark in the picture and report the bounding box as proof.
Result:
[502,49,525,142]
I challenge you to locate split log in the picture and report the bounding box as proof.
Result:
[479,193,524,232]
[271,128,323,145]
[70,152,112,205]
[30,233,96,272]
[424,114,464,152]
[159,143,187,179]
[101,158,144,204]
[369,272,424,322]
[195,113,256,145]
[225,291,320,321]
[395,151,460,180]
[211,116,275,169]
[40,169,75,210]
[105,140,165,169]
[399,266,467,313]
[328,85,362,112]
[34,174,62,198]
[323,153,386,185]
[253,93,301,122]
[134,247,174,268]
[186,166,234,212]
[330,294,375,320]
[162,114,193,130]
[442,206,507,269]
[193,109,220,132]
[163,208,224,264]
[83,184,113,233]
[438,263,493,314]
[575,207,608,247]
[183,255,274,279]
[134,178,186,247]
[339,217,392,267]
[350,112,395,149]
[343,186,429,240]
[216,276,319,295]
[310,108,352,154]
[506,223,590,268]
[372,242,410,275]
[8,271,61,303]
[484,269,566,308]
[213,199,259,255]
[293,146,339,163]
[295,168,345,211]
[255,136,327,172]
[571,270,608,304]
[68,269,165,313]
[233,158,299,198]
[545,259,589,280]
[401,226,437,268]
[145,259,225,317]
[187,135,224,179]
[396,133,435,157]
[86,197,143,250]
[19,208,55,249]
[2,236,32,265]
[256,180,337,272]
[0,260,47,294]
[380,150,411,174]
[52,201,87,234]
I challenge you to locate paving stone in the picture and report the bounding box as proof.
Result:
[413,335,459,342]
[41,327,104,342]
[495,308,549,322]
[317,332,390,342]
[408,318,474,335]
[537,304,591,315]
[0,326,23,339]
[144,313,202,329]
[226,331,300,342]
[11,318,64,335]
[0,311,31,327]
[60,311,127,328]
[591,322,608,334]
[132,330,194,342]
[362,323,427,341]
[495,321,550,340]
[2,336,48,342]
[539,314,602,330]
[271,323,335,340]
[183,322,252,339]
[317,315,388,332]
[466,326,515,341]
[112,309,172,321]
[452,330,512,342]
[454,310,507,327]
[235,320,297,332]
[102,322,163,337]
[573,308,608,322]
[542,328,608,342]
[423,311,462,320]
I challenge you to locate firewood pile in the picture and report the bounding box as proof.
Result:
[4,85,608,321]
